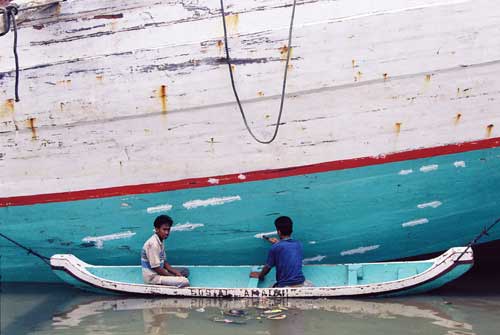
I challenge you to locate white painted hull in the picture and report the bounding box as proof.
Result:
[1,0,499,196]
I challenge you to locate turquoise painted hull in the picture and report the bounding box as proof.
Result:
[1,146,499,283]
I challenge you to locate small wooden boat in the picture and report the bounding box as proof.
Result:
[50,247,473,298]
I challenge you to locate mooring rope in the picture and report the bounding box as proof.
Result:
[456,217,500,262]
[219,0,298,144]
[0,232,51,266]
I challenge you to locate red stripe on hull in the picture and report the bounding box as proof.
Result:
[2,137,500,207]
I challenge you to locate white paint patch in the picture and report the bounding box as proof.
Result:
[420,164,439,173]
[340,245,380,256]
[303,255,326,264]
[171,223,204,232]
[454,161,466,168]
[308,241,317,245]
[82,231,136,249]
[399,169,413,175]
[146,204,173,214]
[402,218,429,228]
[254,231,278,239]
[207,178,219,184]
[238,174,246,180]
[183,196,241,209]
[417,201,442,209]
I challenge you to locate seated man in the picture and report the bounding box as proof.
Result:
[141,215,190,287]
[250,216,312,287]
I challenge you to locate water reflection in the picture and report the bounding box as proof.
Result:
[50,295,474,335]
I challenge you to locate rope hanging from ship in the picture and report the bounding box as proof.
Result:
[1,1,62,102]
[1,3,20,102]
[219,0,297,144]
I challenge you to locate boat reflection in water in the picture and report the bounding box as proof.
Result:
[51,296,475,335]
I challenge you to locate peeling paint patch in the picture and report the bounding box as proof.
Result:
[303,255,326,264]
[208,178,219,184]
[183,196,241,209]
[417,201,442,209]
[254,231,277,239]
[399,169,413,175]
[454,161,466,168]
[341,245,380,256]
[420,164,438,172]
[238,174,246,180]
[308,241,317,245]
[146,204,173,214]
[93,13,124,20]
[402,218,429,228]
[82,231,136,249]
[171,223,204,232]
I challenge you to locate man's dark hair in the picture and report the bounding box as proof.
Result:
[154,215,173,229]
[274,216,293,236]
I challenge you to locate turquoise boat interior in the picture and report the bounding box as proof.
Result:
[81,261,434,288]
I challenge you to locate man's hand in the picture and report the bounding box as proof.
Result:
[268,237,279,244]
[249,271,262,279]
[171,269,183,277]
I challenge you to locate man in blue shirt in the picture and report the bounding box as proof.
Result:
[250,216,311,287]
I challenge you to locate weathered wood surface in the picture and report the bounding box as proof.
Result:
[1,0,499,196]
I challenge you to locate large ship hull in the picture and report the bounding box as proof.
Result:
[1,0,500,282]
[2,139,500,282]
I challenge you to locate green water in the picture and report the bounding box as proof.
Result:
[2,276,500,335]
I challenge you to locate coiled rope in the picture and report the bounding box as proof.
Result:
[219,0,297,144]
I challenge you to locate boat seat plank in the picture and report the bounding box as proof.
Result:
[347,264,363,286]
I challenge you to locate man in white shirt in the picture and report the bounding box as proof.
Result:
[141,215,190,287]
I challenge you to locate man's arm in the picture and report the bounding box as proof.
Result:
[163,261,183,276]
[152,266,173,276]
[249,265,271,279]
[151,262,182,276]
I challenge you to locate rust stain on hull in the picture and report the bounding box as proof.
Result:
[0,99,15,120]
[159,85,167,114]
[486,124,494,138]
[395,122,402,134]
[454,113,462,125]
[279,45,292,61]
[225,14,239,33]
[216,40,224,54]
[26,117,37,140]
